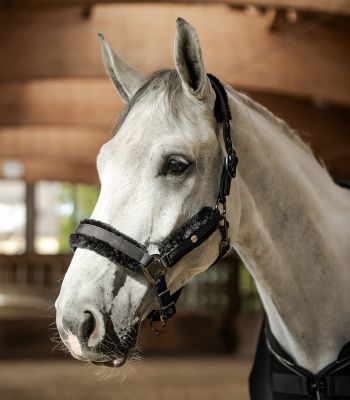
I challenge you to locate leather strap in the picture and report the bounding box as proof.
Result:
[327,376,350,397]
[271,373,310,396]
[147,288,182,322]
[162,209,221,267]
[271,373,350,397]
[208,74,238,204]
[73,223,148,264]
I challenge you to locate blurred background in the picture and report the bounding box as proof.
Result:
[0,1,349,399]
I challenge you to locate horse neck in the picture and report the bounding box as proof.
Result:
[226,89,350,373]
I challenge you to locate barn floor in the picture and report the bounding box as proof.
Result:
[0,357,251,400]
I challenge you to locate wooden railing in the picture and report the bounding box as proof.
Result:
[0,254,71,315]
[0,254,71,289]
[0,253,244,319]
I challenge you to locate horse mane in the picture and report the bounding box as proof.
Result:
[228,86,334,179]
[229,87,314,156]
[110,69,183,138]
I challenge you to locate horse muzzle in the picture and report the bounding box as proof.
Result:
[55,303,139,367]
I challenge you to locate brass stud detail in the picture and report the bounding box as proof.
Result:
[191,235,198,243]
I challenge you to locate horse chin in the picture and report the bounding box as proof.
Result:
[91,343,139,368]
[92,357,127,368]
[90,341,137,368]
[94,322,140,368]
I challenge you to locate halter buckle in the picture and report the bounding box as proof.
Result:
[219,215,230,250]
[225,151,238,178]
[141,255,166,285]
[215,201,231,257]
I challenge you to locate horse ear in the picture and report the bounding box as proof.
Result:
[98,33,144,103]
[174,18,212,102]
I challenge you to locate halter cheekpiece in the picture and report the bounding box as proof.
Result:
[69,74,238,332]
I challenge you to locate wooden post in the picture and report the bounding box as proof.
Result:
[220,251,240,352]
[25,182,35,254]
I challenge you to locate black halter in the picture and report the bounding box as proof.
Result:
[69,74,238,332]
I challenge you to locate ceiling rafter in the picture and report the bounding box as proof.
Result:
[2,1,350,16]
[1,5,349,105]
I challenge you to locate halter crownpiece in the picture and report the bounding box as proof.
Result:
[69,74,238,332]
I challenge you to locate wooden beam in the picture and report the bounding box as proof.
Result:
[1,79,349,178]
[219,0,350,15]
[0,125,108,184]
[0,125,103,183]
[0,158,99,184]
[0,4,349,105]
[1,87,349,180]
[16,158,99,183]
[0,79,121,126]
[0,79,120,126]
[25,183,36,253]
[2,1,350,16]
[2,79,350,148]
[0,125,107,164]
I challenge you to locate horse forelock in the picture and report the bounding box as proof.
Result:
[111,69,185,138]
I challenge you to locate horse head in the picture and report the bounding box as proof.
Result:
[55,18,232,367]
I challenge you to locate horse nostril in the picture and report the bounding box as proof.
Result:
[79,311,95,342]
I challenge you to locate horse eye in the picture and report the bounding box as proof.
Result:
[165,157,189,175]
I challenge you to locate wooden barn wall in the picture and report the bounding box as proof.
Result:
[0,3,349,180]
[1,84,349,182]
[1,4,350,105]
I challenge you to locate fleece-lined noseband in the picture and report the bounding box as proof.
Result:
[70,74,238,332]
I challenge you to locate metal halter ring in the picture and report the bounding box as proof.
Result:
[215,200,227,215]
[150,316,167,334]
